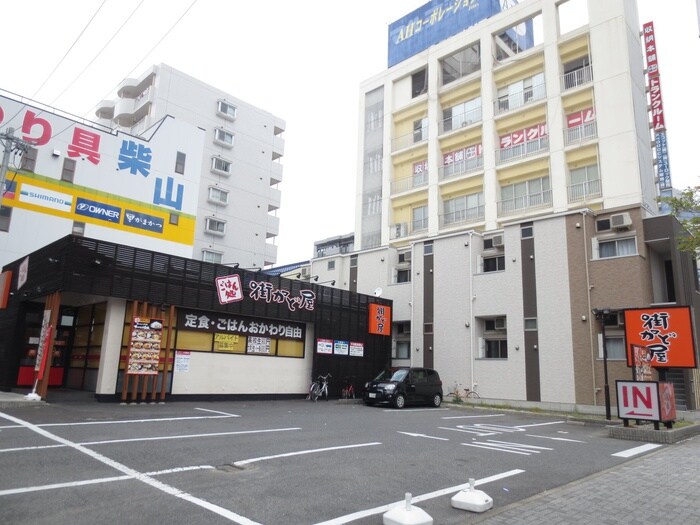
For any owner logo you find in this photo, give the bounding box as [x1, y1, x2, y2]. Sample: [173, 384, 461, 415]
[75, 198, 121, 223]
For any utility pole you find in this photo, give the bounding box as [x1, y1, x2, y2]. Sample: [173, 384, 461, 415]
[1, 127, 30, 197]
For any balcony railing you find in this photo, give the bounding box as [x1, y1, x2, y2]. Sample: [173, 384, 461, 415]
[439, 206, 485, 227]
[439, 155, 483, 181]
[392, 124, 429, 152]
[564, 121, 597, 146]
[439, 107, 482, 134]
[498, 190, 552, 216]
[561, 65, 593, 91]
[391, 172, 429, 194]
[568, 179, 602, 202]
[494, 83, 546, 115]
[496, 136, 549, 165]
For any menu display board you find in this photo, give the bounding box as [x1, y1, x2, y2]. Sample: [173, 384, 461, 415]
[126, 317, 163, 375]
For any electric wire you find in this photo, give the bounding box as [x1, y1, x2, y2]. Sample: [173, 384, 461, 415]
[31, 0, 108, 100]
[49, 0, 146, 107]
[86, 0, 199, 119]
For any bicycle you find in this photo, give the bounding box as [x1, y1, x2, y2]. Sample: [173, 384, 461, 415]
[308, 373, 331, 401]
[445, 383, 480, 403]
[341, 377, 355, 399]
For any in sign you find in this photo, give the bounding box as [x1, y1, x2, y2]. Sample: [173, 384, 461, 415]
[616, 381, 660, 421]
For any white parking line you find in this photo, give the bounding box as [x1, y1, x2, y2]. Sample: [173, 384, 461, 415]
[233, 442, 382, 467]
[442, 414, 505, 420]
[195, 408, 241, 417]
[0, 414, 238, 430]
[0, 465, 215, 496]
[0, 411, 261, 524]
[313, 469, 525, 525]
[612, 443, 662, 458]
[0, 427, 301, 453]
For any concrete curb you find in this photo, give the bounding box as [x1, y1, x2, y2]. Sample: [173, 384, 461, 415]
[608, 422, 700, 444]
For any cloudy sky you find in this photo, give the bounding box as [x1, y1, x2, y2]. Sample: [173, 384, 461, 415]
[2, 0, 699, 265]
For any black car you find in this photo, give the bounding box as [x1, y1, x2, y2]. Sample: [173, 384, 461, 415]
[363, 367, 443, 408]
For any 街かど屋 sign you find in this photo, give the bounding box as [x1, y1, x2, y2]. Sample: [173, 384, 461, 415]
[623, 307, 696, 368]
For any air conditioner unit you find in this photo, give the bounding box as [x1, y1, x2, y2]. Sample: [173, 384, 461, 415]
[300, 267, 310, 278]
[494, 318, 507, 330]
[610, 212, 632, 230]
[491, 235, 504, 247]
[394, 223, 408, 238]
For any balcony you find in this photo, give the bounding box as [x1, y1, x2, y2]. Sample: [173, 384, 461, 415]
[568, 179, 602, 202]
[391, 172, 428, 195]
[494, 83, 546, 115]
[392, 124, 428, 152]
[439, 206, 485, 227]
[564, 121, 597, 146]
[498, 190, 552, 216]
[439, 155, 483, 181]
[439, 107, 482, 135]
[496, 136, 548, 165]
[561, 65, 593, 91]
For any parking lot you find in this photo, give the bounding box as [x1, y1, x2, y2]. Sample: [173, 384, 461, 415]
[0, 397, 662, 524]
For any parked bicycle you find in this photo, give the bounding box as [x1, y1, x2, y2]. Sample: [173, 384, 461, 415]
[341, 377, 355, 399]
[445, 383, 480, 403]
[308, 373, 332, 401]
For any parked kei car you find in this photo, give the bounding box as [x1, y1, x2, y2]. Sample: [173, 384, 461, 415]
[363, 367, 443, 409]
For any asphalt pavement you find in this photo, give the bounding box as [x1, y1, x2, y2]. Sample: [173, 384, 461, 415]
[2, 389, 699, 525]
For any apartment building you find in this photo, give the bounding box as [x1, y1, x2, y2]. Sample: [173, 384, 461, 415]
[302, 0, 700, 410]
[95, 64, 285, 269]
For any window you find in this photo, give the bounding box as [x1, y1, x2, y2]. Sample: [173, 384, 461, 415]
[397, 268, 411, 283]
[350, 255, 358, 268]
[494, 12, 542, 61]
[598, 237, 636, 259]
[500, 176, 551, 213]
[496, 73, 545, 113]
[207, 187, 229, 204]
[211, 156, 232, 175]
[214, 128, 234, 147]
[485, 339, 508, 359]
[442, 97, 481, 132]
[569, 164, 600, 200]
[483, 255, 505, 273]
[327, 260, 335, 270]
[443, 192, 484, 225]
[0, 205, 11, 232]
[411, 69, 427, 98]
[524, 318, 537, 331]
[413, 117, 428, 143]
[175, 152, 186, 174]
[205, 217, 226, 235]
[21, 147, 38, 172]
[521, 223, 533, 238]
[596, 218, 611, 232]
[600, 336, 626, 360]
[412, 206, 428, 232]
[394, 341, 410, 359]
[424, 242, 433, 255]
[202, 250, 223, 264]
[61, 158, 76, 182]
[441, 43, 481, 85]
[217, 100, 237, 120]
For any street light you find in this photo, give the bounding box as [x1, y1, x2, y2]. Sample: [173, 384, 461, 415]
[592, 307, 613, 420]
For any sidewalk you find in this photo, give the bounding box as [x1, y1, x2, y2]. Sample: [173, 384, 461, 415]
[466, 433, 700, 524]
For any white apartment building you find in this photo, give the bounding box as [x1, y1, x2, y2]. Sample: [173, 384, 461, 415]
[95, 64, 285, 269]
[304, 0, 699, 411]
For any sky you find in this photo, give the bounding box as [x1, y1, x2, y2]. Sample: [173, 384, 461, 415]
[1, 0, 699, 266]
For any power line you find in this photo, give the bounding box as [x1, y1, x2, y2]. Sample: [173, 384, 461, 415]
[49, 0, 146, 107]
[31, 0, 108, 100]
